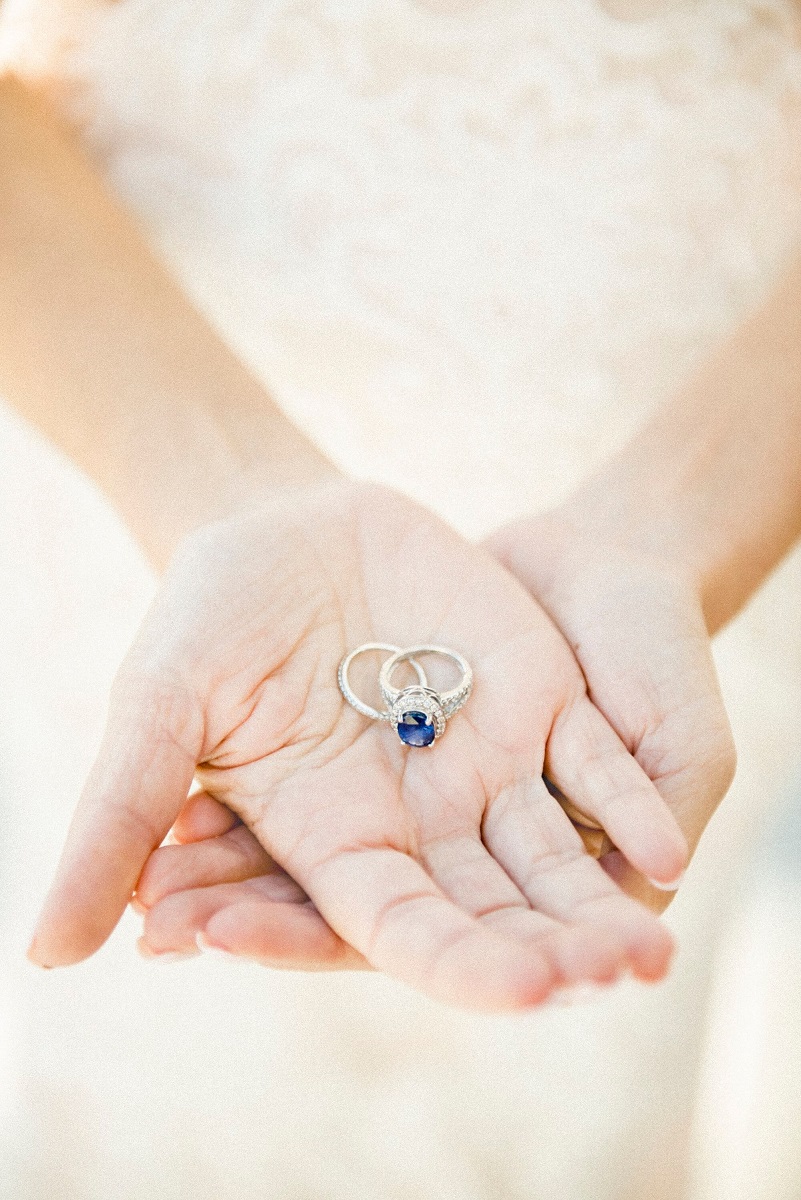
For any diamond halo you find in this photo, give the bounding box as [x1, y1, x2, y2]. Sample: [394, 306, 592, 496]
[387, 686, 446, 745]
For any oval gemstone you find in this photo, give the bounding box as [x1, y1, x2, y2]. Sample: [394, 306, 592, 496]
[397, 710, 436, 747]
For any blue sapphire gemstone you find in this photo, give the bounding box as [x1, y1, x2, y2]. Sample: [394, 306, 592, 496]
[397, 710, 435, 747]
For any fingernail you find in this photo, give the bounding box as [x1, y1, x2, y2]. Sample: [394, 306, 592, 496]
[136, 936, 200, 962]
[26, 952, 53, 969]
[26, 937, 54, 969]
[195, 931, 231, 958]
[647, 870, 685, 893]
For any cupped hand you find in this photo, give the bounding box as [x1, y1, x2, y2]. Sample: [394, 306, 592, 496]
[481, 511, 737, 913]
[29, 478, 687, 1010]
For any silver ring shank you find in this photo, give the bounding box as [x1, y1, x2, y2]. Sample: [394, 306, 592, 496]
[338, 643, 429, 721]
[379, 644, 473, 719]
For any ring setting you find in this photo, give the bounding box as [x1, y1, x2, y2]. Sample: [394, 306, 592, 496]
[337, 642, 472, 746]
[386, 687, 445, 746]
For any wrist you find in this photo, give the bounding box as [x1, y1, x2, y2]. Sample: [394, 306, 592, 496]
[488, 500, 703, 633]
[0, 74, 344, 574]
[552, 471, 707, 605]
[117, 395, 344, 573]
[555, 258, 801, 634]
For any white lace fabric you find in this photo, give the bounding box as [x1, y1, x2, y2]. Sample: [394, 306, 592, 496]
[3, 0, 801, 531]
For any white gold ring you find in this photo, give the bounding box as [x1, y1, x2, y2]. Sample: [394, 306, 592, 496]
[378, 644, 473, 747]
[337, 643, 429, 723]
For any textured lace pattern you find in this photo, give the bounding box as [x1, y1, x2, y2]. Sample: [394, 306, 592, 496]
[3, 0, 801, 534]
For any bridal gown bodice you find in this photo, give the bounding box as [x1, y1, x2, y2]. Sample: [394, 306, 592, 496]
[1, 2, 801, 1198]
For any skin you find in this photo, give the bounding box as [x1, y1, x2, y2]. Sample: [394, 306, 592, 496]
[2, 77, 686, 1008]
[3, 71, 800, 1003]
[134, 505, 735, 965]
[139, 516, 729, 966]
[136, 252, 801, 966]
[25, 475, 686, 1008]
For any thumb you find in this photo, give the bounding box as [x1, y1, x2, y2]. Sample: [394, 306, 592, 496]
[599, 709, 737, 914]
[27, 668, 204, 967]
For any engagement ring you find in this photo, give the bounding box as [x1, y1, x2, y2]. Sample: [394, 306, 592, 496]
[379, 644, 473, 747]
[337, 642, 473, 746]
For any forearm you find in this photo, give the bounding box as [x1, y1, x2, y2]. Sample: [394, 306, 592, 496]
[0, 74, 339, 571]
[557, 256, 801, 633]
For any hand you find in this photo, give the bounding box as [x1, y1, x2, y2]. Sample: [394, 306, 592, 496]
[480, 510, 737, 912]
[28, 478, 687, 1010]
[133, 789, 369, 970]
[133, 502, 722, 961]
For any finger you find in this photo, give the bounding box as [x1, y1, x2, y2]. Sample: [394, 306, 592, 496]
[482, 773, 675, 982]
[420, 829, 531, 916]
[141, 874, 363, 968]
[544, 780, 615, 858]
[482, 907, 625, 985]
[27, 672, 204, 968]
[599, 848, 679, 915]
[546, 697, 689, 889]
[289, 843, 558, 1011]
[139, 874, 366, 970]
[133, 822, 281, 911]
[602, 706, 737, 912]
[203, 899, 370, 972]
[420, 830, 623, 986]
[170, 790, 241, 844]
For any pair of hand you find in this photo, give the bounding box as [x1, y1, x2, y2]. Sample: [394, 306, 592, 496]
[27, 477, 736, 1011]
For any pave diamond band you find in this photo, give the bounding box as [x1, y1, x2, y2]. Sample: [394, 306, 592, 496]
[337, 642, 473, 746]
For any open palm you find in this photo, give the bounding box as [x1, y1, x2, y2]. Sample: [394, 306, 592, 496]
[30, 478, 686, 1010]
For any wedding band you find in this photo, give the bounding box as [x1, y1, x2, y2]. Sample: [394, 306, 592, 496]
[379, 644, 473, 747]
[337, 643, 429, 722]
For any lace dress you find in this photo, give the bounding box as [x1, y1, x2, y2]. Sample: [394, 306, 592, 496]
[1, 1, 800, 1197]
